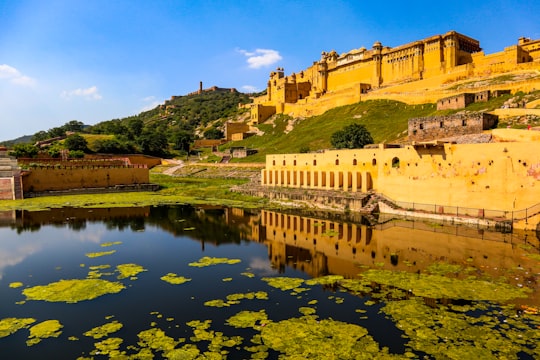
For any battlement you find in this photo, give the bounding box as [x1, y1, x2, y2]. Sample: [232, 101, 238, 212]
[252, 31, 540, 123]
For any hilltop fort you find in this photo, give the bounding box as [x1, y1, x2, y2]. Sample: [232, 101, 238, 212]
[250, 30, 540, 123]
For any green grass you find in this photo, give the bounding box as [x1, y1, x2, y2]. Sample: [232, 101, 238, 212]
[0, 173, 266, 212]
[223, 100, 437, 162]
[221, 91, 540, 162]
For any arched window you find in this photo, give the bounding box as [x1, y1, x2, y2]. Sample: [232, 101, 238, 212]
[372, 158, 377, 166]
[353, 159, 357, 165]
[392, 157, 400, 168]
[335, 159, 339, 165]
[313, 159, 317, 166]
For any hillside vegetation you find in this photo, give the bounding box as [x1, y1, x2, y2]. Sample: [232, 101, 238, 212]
[224, 100, 436, 162]
[5, 78, 540, 163]
[223, 90, 540, 162]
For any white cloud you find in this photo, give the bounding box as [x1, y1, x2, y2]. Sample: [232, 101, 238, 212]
[238, 48, 282, 69]
[241, 85, 260, 93]
[0, 64, 36, 87]
[61, 85, 102, 100]
[139, 96, 162, 112]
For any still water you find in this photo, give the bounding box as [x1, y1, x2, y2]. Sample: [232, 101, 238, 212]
[0, 205, 539, 359]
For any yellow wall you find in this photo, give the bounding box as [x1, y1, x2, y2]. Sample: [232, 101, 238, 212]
[261, 130, 540, 213]
[252, 31, 540, 123]
[23, 167, 149, 192]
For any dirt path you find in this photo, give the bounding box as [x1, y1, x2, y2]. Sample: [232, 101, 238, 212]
[162, 159, 185, 176]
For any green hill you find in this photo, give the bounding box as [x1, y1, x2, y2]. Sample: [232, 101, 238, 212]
[5, 81, 540, 163]
[223, 90, 540, 162]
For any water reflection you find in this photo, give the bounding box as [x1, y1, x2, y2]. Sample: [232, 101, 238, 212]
[2, 206, 539, 302]
[0, 205, 539, 359]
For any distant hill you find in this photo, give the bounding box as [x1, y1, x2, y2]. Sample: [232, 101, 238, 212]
[89, 88, 253, 134]
[0, 135, 34, 147]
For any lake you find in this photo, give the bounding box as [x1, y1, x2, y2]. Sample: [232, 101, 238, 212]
[0, 205, 539, 359]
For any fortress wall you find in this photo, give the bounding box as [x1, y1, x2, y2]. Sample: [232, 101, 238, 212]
[23, 167, 150, 193]
[225, 122, 250, 140]
[327, 61, 372, 92]
[408, 113, 495, 141]
[253, 32, 540, 121]
[262, 138, 540, 212]
[0, 178, 14, 200]
[282, 85, 363, 118]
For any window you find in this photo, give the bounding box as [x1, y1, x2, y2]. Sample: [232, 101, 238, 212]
[462, 119, 467, 126]
[353, 159, 357, 165]
[440, 121, 444, 128]
[391, 157, 400, 168]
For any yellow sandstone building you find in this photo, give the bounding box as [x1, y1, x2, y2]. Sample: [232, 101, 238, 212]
[250, 31, 540, 123]
[252, 30, 540, 230]
[261, 129, 540, 230]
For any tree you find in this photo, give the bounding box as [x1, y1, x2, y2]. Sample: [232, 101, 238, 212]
[93, 138, 133, 154]
[32, 130, 50, 143]
[139, 129, 169, 156]
[64, 134, 89, 152]
[171, 130, 193, 153]
[203, 128, 223, 140]
[330, 123, 374, 149]
[127, 118, 144, 140]
[63, 120, 85, 132]
[9, 143, 39, 158]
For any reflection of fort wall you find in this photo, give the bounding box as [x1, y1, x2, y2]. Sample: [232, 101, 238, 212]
[0, 207, 150, 229]
[259, 210, 540, 289]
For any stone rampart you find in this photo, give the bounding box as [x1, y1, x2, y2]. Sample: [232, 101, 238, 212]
[260, 131, 540, 218]
[408, 113, 498, 142]
[23, 166, 149, 193]
[252, 30, 540, 123]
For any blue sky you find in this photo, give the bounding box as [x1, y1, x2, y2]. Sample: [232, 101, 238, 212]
[1, 0, 539, 141]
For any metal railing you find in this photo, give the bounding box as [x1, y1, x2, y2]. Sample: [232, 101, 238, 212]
[379, 193, 540, 222]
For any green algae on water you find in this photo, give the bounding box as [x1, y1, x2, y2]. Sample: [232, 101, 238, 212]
[188, 256, 241, 267]
[137, 328, 183, 352]
[260, 316, 400, 359]
[23, 279, 125, 303]
[8, 282, 23, 288]
[261, 276, 305, 291]
[83, 320, 123, 339]
[305, 275, 344, 286]
[101, 241, 122, 247]
[27, 320, 63, 346]
[85, 250, 116, 258]
[382, 298, 540, 359]
[0, 317, 36, 338]
[90, 337, 125, 357]
[160, 273, 192, 285]
[116, 263, 147, 280]
[205, 292, 269, 308]
[361, 269, 530, 301]
[226, 310, 268, 329]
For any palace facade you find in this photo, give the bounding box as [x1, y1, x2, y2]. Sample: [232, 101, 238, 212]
[250, 31, 540, 123]
[260, 129, 540, 229]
